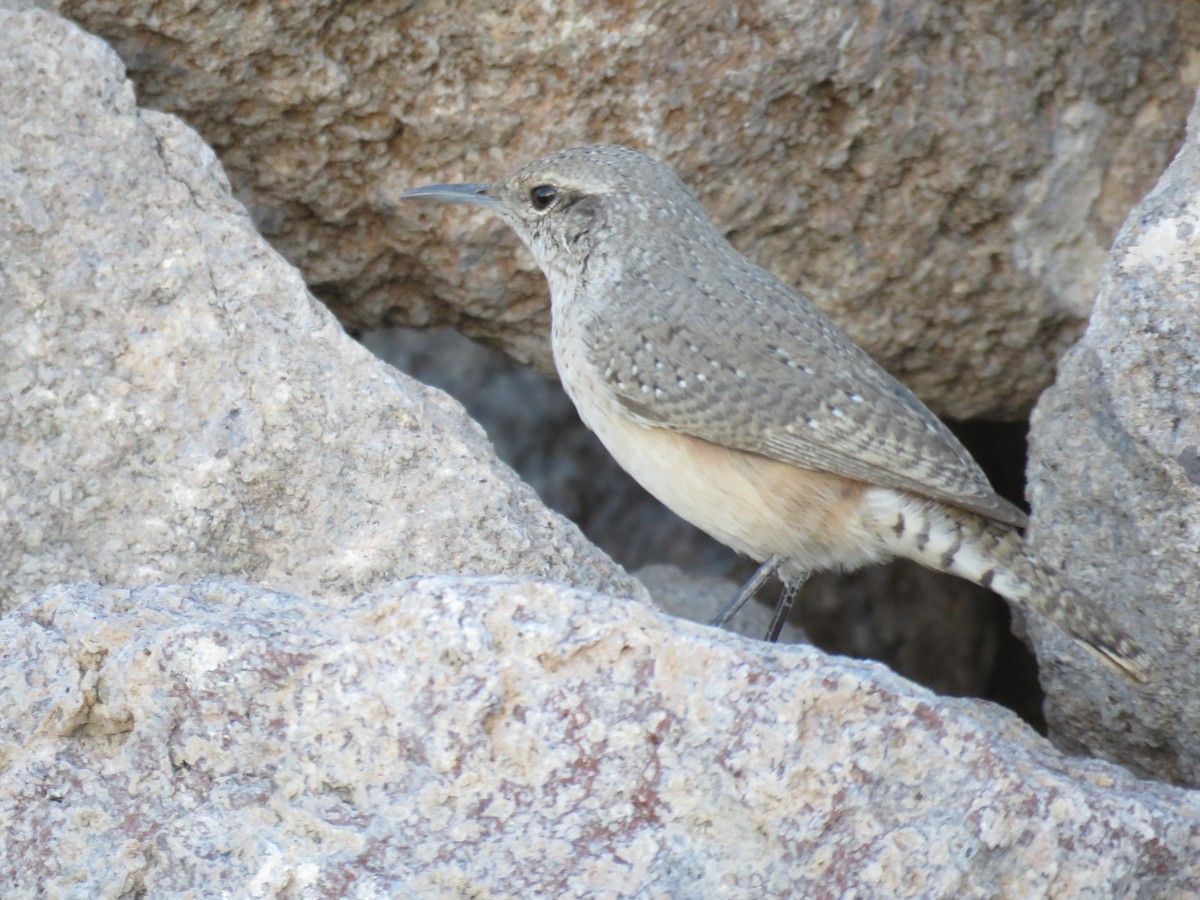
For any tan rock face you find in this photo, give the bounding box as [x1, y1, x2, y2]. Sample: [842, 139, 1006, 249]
[0, 6, 643, 614]
[56, 0, 1198, 418]
[1028, 88, 1200, 785]
[4, 579, 1200, 896]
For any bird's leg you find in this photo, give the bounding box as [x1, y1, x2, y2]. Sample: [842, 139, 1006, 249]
[764, 572, 808, 643]
[711, 555, 781, 629]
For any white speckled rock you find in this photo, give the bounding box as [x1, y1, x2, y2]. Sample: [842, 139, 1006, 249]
[1028, 84, 1200, 784]
[2, 579, 1198, 896]
[0, 6, 643, 614]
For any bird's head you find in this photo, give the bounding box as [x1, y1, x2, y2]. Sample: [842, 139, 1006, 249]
[400, 145, 718, 284]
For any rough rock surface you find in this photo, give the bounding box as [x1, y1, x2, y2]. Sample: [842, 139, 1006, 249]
[0, 7, 644, 615]
[0, 1, 999, 701]
[1028, 88, 1200, 785]
[4, 579, 1200, 897]
[3, 10, 1200, 893]
[55, 0, 1200, 418]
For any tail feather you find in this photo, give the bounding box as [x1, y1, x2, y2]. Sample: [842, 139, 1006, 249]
[869, 490, 1151, 684]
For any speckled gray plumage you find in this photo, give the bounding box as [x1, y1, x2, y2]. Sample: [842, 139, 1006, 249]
[584, 252, 1027, 527]
[496, 145, 1026, 527]
[402, 144, 1148, 682]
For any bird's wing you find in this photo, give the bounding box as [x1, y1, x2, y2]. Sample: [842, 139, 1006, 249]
[582, 258, 1028, 529]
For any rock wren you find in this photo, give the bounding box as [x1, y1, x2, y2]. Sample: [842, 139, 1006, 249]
[400, 144, 1149, 683]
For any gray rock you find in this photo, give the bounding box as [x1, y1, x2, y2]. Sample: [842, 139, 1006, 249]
[3, 579, 1199, 897]
[0, 7, 644, 614]
[1028, 86, 1200, 783]
[0, 2, 993, 701]
[2, 11, 1198, 891]
[52, 0, 1200, 419]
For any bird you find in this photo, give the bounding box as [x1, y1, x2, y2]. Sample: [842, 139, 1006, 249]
[398, 143, 1149, 684]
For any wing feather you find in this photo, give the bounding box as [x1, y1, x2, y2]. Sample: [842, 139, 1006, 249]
[583, 258, 1027, 529]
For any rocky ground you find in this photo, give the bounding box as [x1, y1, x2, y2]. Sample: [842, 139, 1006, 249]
[3, 2, 1200, 895]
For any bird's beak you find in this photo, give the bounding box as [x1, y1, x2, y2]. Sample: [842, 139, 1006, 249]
[399, 182, 503, 211]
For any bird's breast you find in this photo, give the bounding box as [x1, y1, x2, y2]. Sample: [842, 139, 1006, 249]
[550, 332, 887, 574]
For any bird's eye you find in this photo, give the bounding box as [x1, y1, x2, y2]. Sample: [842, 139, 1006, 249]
[530, 184, 558, 211]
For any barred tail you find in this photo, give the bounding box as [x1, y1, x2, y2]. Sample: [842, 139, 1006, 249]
[867, 490, 1151, 684]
